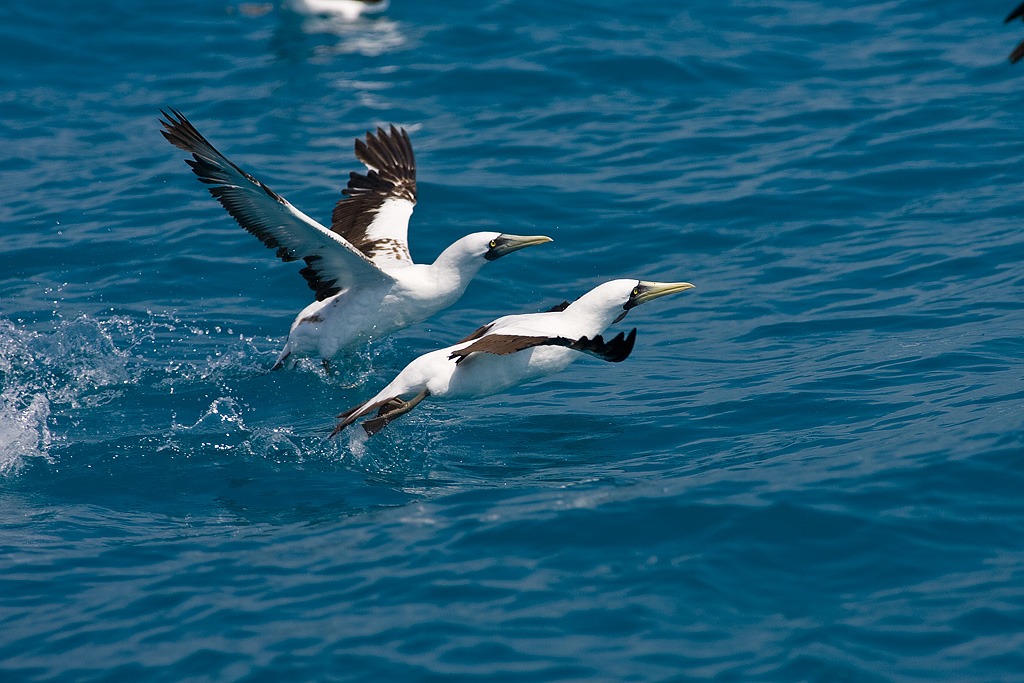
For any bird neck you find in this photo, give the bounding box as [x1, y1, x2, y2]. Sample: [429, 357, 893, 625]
[563, 297, 622, 337]
[429, 240, 487, 290]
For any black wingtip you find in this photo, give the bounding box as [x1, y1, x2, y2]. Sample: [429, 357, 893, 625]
[1011, 40, 1024, 64]
[622, 328, 638, 361]
[569, 328, 637, 363]
[352, 124, 416, 181]
[159, 107, 212, 157]
[158, 107, 188, 133]
[604, 328, 637, 363]
[1007, 1, 1024, 23]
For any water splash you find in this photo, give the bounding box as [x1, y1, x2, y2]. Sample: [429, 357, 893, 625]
[0, 391, 52, 475]
[0, 309, 424, 476]
[0, 316, 135, 474]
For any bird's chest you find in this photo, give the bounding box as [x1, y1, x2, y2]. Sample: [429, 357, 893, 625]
[302, 288, 407, 339]
[383, 277, 460, 324]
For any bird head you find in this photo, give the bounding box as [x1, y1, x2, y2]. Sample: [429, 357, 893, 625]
[478, 232, 553, 261]
[433, 232, 553, 289]
[571, 278, 695, 325]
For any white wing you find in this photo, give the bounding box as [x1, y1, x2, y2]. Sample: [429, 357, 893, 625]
[161, 109, 393, 300]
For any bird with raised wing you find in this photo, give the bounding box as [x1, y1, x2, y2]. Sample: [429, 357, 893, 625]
[160, 110, 551, 370]
[331, 279, 695, 436]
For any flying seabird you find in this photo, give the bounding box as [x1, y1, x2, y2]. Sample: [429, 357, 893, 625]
[159, 109, 552, 370]
[331, 279, 695, 436]
[286, 0, 389, 20]
[1006, 2, 1024, 63]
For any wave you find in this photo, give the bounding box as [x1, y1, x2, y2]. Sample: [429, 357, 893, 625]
[0, 316, 135, 475]
[0, 313, 352, 477]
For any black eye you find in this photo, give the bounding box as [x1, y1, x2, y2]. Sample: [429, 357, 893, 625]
[489, 240, 497, 248]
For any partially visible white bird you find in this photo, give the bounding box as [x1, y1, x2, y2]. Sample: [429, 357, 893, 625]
[160, 109, 551, 370]
[331, 279, 695, 436]
[286, 0, 389, 20]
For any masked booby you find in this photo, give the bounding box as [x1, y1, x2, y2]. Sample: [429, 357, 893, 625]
[286, 0, 388, 20]
[331, 279, 695, 436]
[160, 109, 552, 370]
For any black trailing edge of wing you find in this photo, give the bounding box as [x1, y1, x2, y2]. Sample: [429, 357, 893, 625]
[159, 108, 299, 263]
[299, 254, 343, 301]
[569, 328, 637, 363]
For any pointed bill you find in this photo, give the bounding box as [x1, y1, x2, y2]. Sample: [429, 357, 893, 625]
[484, 234, 553, 261]
[630, 281, 695, 306]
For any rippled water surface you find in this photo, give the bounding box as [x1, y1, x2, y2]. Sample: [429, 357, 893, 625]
[3, 1, 1024, 681]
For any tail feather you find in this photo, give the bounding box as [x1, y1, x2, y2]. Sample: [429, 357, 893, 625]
[331, 395, 400, 437]
[272, 344, 293, 371]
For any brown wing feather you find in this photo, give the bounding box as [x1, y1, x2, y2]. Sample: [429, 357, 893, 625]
[455, 300, 569, 346]
[448, 329, 638, 364]
[331, 125, 416, 264]
[449, 334, 563, 364]
[455, 323, 495, 344]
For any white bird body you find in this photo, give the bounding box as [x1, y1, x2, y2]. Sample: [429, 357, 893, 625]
[333, 279, 696, 435]
[160, 110, 550, 369]
[286, 0, 389, 20]
[280, 234, 504, 360]
[378, 323, 579, 402]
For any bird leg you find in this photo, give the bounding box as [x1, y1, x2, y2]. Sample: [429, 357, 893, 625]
[362, 389, 430, 436]
[375, 398, 405, 415]
[322, 358, 332, 374]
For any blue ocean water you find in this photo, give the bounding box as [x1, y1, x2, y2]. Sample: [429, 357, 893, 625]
[2, 0, 1024, 680]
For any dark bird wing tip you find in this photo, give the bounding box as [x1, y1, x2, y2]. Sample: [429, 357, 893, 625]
[570, 327, 637, 363]
[161, 109, 386, 296]
[1010, 40, 1024, 63]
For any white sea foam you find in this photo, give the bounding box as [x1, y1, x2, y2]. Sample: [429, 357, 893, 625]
[0, 310, 396, 472]
[0, 390, 53, 475]
[0, 315, 139, 473]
